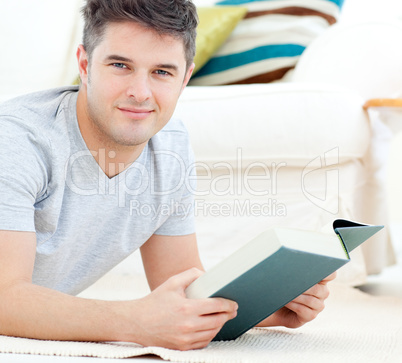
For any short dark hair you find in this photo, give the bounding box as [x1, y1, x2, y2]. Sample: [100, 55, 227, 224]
[81, 0, 198, 69]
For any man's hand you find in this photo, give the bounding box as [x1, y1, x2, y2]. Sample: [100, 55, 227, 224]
[258, 272, 337, 329]
[126, 268, 238, 351]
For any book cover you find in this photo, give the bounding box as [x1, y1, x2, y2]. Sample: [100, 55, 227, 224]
[185, 219, 383, 341]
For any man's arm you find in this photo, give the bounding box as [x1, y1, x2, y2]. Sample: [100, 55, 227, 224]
[0, 231, 237, 350]
[140, 233, 203, 289]
[0, 230, 121, 341]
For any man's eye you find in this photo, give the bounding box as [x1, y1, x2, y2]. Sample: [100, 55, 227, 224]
[112, 63, 127, 69]
[155, 70, 170, 76]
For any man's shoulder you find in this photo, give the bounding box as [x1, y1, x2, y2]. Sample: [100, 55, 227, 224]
[150, 117, 191, 152]
[154, 117, 191, 142]
[148, 118, 194, 167]
[159, 117, 189, 135]
[0, 86, 79, 125]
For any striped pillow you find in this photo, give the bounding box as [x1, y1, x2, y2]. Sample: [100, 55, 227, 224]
[189, 0, 344, 85]
[193, 7, 248, 75]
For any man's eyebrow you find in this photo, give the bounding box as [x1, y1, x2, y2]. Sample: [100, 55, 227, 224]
[155, 64, 179, 72]
[104, 55, 133, 63]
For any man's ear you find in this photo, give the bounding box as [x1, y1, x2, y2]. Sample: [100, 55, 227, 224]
[181, 62, 195, 94]
[76, 44, 89, 87]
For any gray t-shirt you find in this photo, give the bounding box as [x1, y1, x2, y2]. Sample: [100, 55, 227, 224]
[0, 86, 196, 295]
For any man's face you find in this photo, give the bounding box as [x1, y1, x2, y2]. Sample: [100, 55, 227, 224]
[77, 21, 194, 150]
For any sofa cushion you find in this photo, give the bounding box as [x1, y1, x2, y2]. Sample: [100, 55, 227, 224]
[174, 83, 369, 166]
[190, 0, 344, 85]
[193, 6, 248, 74]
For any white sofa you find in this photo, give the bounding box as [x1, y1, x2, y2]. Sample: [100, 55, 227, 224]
[1, 1, 402, 289]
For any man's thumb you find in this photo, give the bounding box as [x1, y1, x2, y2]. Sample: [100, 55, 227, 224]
[170, 267, 204, 291]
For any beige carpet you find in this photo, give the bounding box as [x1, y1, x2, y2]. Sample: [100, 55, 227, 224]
[0, 283, 401, 362]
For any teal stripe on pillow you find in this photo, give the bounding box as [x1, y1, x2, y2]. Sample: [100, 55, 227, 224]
[194, 44, 305, 78]
[216, 0, 345, 7]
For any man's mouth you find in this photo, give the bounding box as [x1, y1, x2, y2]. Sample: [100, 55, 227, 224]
[117, 107, 153, 120]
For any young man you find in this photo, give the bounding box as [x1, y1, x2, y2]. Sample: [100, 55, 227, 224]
[0, 0, 334, 351]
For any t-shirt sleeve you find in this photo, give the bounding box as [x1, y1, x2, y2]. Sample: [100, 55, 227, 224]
[0, 116, 49, 232]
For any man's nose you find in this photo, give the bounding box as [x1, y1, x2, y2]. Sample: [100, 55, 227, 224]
[126, 73, 152, 103]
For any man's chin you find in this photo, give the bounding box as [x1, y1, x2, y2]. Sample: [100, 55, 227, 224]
[111, 133, 151, 149]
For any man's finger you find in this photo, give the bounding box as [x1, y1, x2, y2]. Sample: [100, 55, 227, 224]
[194, 297, 238, 316]
[287, 293, 325, 312]
[302, 283, 330, 300]
[194, 310, 237, 332]
[321, 271, 337, 283]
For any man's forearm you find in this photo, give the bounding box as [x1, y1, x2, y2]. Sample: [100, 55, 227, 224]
[0, 281, 131, 342]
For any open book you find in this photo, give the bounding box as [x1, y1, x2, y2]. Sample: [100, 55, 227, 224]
[185, 220, 383, 341]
